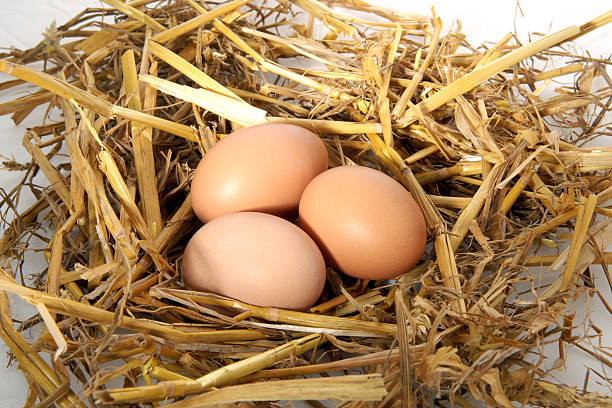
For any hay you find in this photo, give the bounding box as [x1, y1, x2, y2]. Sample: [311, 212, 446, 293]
[0, 0, 611, 406]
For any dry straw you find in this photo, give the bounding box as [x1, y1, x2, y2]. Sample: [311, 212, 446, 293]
[0, 0, 611, 407]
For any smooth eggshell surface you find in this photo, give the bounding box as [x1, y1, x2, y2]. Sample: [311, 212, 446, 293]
[298, 166, 427, 280]
[191, 123, 328, 223]
[182, 212, 326, 310]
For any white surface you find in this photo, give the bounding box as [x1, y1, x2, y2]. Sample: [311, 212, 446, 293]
[0, 1, 611, 406]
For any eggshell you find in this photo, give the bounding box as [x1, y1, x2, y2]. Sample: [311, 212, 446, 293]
[181, 212, 326, 310]
[298, 166, 427, 280]
[191, 123, 328, 223]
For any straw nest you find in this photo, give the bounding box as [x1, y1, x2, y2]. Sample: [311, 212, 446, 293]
[0, 0, 611, 407]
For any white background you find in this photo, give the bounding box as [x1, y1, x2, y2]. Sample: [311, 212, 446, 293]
[0, 1, 611, 407]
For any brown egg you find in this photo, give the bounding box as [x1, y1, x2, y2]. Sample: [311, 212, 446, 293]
[299, 166, 427, 280]
[181, 212, 326, 310]
[191, 123, 328, 223]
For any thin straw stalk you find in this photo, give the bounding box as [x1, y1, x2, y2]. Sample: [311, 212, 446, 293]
[539, 220, 612, 300]
[499, 165, 535, 215]
[267, 117, 382, 134]
[98, 195, 194, 294]
[560, 194, 597, 290]
[99, 0, 166, 31]
[378, 25, 403, 111]
[449, 164, 503, 252]
[124, 52, 163, 237]
[35, 303, 67, 362]
[528, 173, 558, 215]
[405, 145, 439, 164]
[151, 0, 250, 43]
[207, 16, 369, 111]
[22, 132, 71, 205]
[229, 87, 310, 116]
[58, 98, 139, 261]
[95, 333, 325, 404]
[74, 124, 135, 264]
[392, 16, 442, 119]
[75, 20, 144, 55]
[0, 197, 50, 256]
[98, 150, 153, 241]
[154, 289, 397, 335]
[475, 32, 514, 68]
[139, 74, 268, 127]
[398, 25, 581, 126]
[46, 207, 84, 298]
[396, 289, 414, 408]
[147, 40, 240, 99]
[434, 234, 466, 313]
[526, 252, 612, 266]
[166, 375, 387, 407]
[519, 63, 584, 83]
[514, 207, 579, 247]
[0, 60, 196, 141]
[0, 293, 86, 408]
[243, 346, 421, 383]
[112, 105, 196, 141]
[414, 161, 482, 185]
[0, 274, 267, 344]
[428, 195, 472, 209]
[568, 9, 612, 41]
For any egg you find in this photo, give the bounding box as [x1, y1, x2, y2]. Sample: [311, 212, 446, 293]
[191, 123, 328, 223]
[298, 166, 427, 280]
[181, 212, 326, 310]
